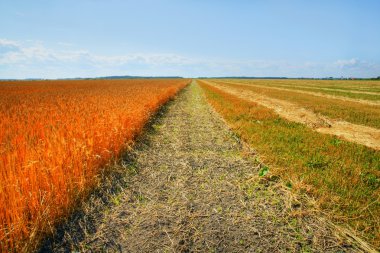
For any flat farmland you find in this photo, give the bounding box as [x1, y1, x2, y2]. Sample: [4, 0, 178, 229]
[1, 78, 379, 252]
[222, 79, 380, 100]
[199, 79, 380, 248]
[203, 79, 380, 147]
[0, 79, 188, 252]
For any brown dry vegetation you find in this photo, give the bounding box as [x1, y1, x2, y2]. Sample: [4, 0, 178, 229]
[223, 79, 380, 93]
[202, 80, 380, 150]
[265, 84, 380, 97]
[220, 80, 380, 106]
[220, 79, 380, 102]
[211, 80, 380, 129]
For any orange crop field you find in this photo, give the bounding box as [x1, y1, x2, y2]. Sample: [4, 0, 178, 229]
[0, 79, 188, 251]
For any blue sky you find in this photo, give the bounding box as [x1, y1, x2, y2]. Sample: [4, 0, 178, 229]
[1, 0, 380, 78]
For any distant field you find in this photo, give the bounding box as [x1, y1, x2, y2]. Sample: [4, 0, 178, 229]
[211, 79, 380, 128]
[199, 79, 380, 248]
[203, 79, 380, 152]
[223, 79, 380, 93]
[0, 79, 188, 252]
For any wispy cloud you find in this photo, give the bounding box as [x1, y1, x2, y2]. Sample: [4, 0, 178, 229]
[0, 39, 19, 47]
[334, 58, 360, 68]
[332, 58, 380, 77]
[0, 39, 20, 54]
[0, 39, 206, 78]
[1, 39, 379, 79]
[0, 39, 196, 67]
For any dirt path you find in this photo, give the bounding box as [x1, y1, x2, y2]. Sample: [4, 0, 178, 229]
[41, 82, 368, 252]
[217, 81, 380, 106]
[203, 80, 380, 150]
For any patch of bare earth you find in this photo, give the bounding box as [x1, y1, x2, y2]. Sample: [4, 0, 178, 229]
[204, 80, 380, 150]
[40, 82, 369, 252]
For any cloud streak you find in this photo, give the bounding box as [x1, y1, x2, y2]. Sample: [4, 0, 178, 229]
[0, 39, 195, 65]
[1, 39, 379, 79]
[335, 58, 359, 68]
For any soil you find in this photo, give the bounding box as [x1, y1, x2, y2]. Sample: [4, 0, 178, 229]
[205, 81, 380, 150]
[40, 82, 369, 252]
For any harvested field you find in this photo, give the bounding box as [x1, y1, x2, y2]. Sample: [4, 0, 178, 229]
[220, 80, 380, 106]
[207, 80, 380, 128]
[220, 79, 380, 101]
[41, 82, 371, 252]
[201, 80, 380, 150]
[199, 81, 380, 249]
[266, 85, 380, 99]
[222, 79, 380, 93]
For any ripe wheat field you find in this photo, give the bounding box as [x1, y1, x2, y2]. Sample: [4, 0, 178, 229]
[0, 79, 188, 252]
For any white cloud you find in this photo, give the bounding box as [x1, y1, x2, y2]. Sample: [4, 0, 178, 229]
[0, 39, 197, 67]
[1, 39, 379, 79]
[334, 58, 359, 68]
[330, 58, 380, 77]
[0, 39, 20, 54]
[0, 39, 19, 47]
